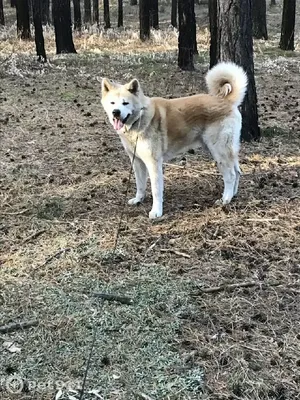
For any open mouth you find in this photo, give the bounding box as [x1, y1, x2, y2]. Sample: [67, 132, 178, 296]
[113, 114, 130, 131]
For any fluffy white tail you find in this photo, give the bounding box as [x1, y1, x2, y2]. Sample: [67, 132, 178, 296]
[205, 62, 248, 107]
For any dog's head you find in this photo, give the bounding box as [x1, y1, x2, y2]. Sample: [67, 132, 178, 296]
[101, 78, 144, 131]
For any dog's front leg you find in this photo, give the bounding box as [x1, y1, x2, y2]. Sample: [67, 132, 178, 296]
[128, 156, 148, 205]
[146, 158, 164, 219]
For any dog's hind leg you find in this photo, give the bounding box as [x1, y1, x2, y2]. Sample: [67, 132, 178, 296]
[128, 156, 148, 205]
[233, 159, 241, 197]
[204, 136, 236, 205]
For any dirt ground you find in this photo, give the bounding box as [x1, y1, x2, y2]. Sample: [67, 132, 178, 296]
[0, 1, 300, 400]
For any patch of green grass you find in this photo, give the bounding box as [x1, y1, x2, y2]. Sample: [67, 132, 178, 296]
[89, 264, 204, 399]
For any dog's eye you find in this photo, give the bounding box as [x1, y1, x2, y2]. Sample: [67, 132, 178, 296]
[110, 102, 115, 105]
[122, 102, 129, 106]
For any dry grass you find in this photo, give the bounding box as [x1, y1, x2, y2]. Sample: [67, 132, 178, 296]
[1, 1, 300, 400]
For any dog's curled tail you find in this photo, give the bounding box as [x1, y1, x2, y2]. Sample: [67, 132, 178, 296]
[205, 62, 248, 107]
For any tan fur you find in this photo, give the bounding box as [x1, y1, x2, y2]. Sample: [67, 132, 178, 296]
[101, 62, 248, 219]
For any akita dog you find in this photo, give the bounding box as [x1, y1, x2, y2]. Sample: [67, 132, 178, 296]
[101, 62, 248, 219]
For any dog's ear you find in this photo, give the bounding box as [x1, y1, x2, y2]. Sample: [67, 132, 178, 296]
[125, 79, 140, 95]
[102, 78, 114, 95]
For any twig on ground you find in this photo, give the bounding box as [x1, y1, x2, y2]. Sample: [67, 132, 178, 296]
[0, 209, 29, 216]
[22, 229, 46, 244]
[38, 248, 71, 269]
[160, 248, 191, 258]
[93, 292, 134, 305]
[0, 319, 39, 334]
[195, 280, 300, 294]
[246, 218, 279, 222]
[136, 393, 154, 400]
[0, 54, 13, 66]
[144, 236, 161, 257]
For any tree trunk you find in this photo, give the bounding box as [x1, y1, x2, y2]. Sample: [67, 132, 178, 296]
[139, 0, 150, 40]
[178, 0, 195, 70]
[150, 0, 159, 29]
[270, 0, 276, 5]
[130, 0, 137, 5]
[16, 0, 31, 39]
[209, 0, 217, 68]
[117, 0, 123, 27]
[0, 0, 4, 25]
[252, 0, 268, 39]
[52, 0, 77, 54]
[210, 0, 260, 141]
[103, 0, 110, 29]
[28, 0, 33, 24]
[171, 0, 177, 27]
[73, 0, 82, 30]
[279, 0, 296, 50]
[84, 0, 91, 24]
[33, 0, 47, 62]
[41, 0, 50, 24]
[191, 0, 198, 54]
[93, 0, 99, 25]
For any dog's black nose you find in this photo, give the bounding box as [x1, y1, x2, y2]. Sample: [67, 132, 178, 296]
[112, 109, 121, 118]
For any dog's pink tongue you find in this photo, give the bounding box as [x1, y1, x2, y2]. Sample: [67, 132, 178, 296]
[113, 119, 124, 131]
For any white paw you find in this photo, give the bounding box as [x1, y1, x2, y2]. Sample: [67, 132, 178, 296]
[128, 196, 144, 205]
[215, 198, 231, 206]
[149, 208, 163, 219]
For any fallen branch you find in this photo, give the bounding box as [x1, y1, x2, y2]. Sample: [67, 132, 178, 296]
[93, 292, 134, 305]
[0, 319, 39, 334]
[160, 248, 191, 258]
[195, 280, 300, 294]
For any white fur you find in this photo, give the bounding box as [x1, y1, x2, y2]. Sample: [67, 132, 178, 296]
[206, 62, 248, 106]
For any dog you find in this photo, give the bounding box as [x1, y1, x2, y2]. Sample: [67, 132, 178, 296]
[101, 62, 248, 219]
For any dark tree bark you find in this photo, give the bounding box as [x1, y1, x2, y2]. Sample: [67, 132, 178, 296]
[117, 0, 123, 27]
[103, 0, 110, 29]
[0, 0, 4, 25]
[52, 0, 76, 54]
[178, 0, 195, 70]
[149, 0, 159, 29]
[130, 0, 137, 5]
[171, 0, 177, 27]
[139, 0, 150, 40]
[252, 0, 268, 39]
[93, 0, 99, 25]
[11, 0, 16, 7]
[210, 0, 260, 141]
[279, 0, 296, 50]
[28, 0, 33, 24]
[209, 0, 217, 68]
[33, 0, 47, 62]
[191, 1, 198, 54]
[73, 0, 82, 30]
[16, 0, 31, 39]
[41, 0, 50, 24]
[84, 0, 91, 24]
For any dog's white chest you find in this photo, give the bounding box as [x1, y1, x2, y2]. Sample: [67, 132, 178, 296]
[119, 133, 154, 160]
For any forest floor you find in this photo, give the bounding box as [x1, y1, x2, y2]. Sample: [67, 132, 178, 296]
[0, 1, 300, 400]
